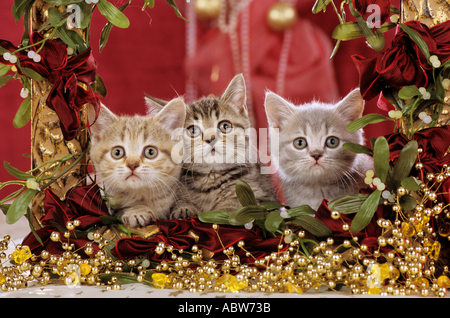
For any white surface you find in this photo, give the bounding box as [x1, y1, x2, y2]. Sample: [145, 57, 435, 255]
[0, 217, 443, 298]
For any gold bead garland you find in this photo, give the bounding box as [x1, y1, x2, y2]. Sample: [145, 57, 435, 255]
[2, 161, 450, 296]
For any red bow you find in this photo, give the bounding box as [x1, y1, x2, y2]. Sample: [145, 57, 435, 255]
[385, 126, 450, 177]
[22, 184, 109, 258]
[0, 32, 99, 140]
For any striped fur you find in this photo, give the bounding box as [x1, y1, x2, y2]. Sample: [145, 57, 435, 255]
[171, 74, 276, 219]
[89, 98, 186, 227]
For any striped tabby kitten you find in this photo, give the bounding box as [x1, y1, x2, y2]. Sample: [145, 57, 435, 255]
[89, 98, 186, 227]
[170, 74, 276, 219]
[264, 88, 373, 210]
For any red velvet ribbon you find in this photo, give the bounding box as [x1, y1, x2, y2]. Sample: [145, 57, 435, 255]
[112, 218, 287, 262]
[385, 126, 450, 177]
[22, 184, 109, 258]
[0, 32, 99, 140]
[352, 20, 450, 102]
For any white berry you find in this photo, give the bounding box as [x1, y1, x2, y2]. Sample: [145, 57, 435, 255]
[27, 51, 36, 59]
[33, 54, 41, 63]
[3, 52, 11, 61]
[20, 88, 29, 98]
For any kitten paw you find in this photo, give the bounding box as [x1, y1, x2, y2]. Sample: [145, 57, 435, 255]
[120, 205, 155, 227]
[170, 204, 200, 220]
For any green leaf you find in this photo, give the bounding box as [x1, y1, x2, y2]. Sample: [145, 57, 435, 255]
[228, 205, 266, 226]
[19, 67, 44, 81]
[99, 215, 120, 225]
[0, 64, 12, 77]
[347, 113, 393, 131]
[342, 142, 373, 156]
[198, 210, 231, 225]
[98, 0, 130, 28]
[291, 215, 332, 238]
[99, 1, 131, 52]
[165, 0, 188, 22]
[399, 23, 431, 61]
[287, 205, 316, 217]
[0, 204, 11, 216]
[78, 2, 93, 30]
[93, 73, 107, 97]
[43, 0, 83, 4]
[0, 75, 13, 89]
[235, 179, 257, 207]
[98, 272, 138, 285]
[13, 95, 31, 128]
[4, 161, 33, 179]
[6, 189, 39, 224]
[264, 211, 284, 233]
[143, 0, 155, 10]
[259, 201, 287, 211]
[12, 0, 36, 21]
[401, 176, 420, 191]
[48, 7, 63, 25]
[350, 190, 381, 233]
[373, 137, 389, 183]
[312, 0, 333, 14]
[400, 194, 417, 211]
[329, 39, 341, 59]
[391, 140, 418, 189]
[332, 22, 365, 41]
[390, 5, 400, 14]
[356, 15, 385, 51]
[398, 85, 420, 99]
[328, 193, 370, 214]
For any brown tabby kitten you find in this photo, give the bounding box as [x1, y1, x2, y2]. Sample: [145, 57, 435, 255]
[170, 74, 277, 219]
[89, 98, 186, 227]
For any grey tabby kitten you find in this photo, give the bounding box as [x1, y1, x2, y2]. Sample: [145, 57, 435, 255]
[146, 74, 277, 219]
[89, 98, 186, 227]
[264, 88, 373, 210]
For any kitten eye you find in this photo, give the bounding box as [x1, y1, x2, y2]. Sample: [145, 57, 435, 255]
[186, 125, 202, 138]
[325, 136, 340, 148]
[293, 138, 307, 150]
[218, 121, 233, 134]
[143, 146, 158, 159]
[111, 147, 125, 160]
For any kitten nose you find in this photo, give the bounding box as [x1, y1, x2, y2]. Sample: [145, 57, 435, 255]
[205, 135, 215, 144]
[127, 160, 140, 171]
[310, 151, 323, 161]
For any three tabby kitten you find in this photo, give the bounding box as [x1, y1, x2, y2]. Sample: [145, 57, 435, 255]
[89, 74, 371, 227]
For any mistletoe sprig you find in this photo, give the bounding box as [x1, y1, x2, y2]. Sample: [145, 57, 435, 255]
[199, 180, 333, 239]
[0, 146, 88, 225]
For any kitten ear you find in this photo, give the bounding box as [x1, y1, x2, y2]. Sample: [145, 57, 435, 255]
[144, 94, 167, 116]
[264, 91, 295, 130]
[89, 104, 118, 141]
[220, 73, 247, 114]
[154, 97, 186, 139]
[335, 88, 365, 121]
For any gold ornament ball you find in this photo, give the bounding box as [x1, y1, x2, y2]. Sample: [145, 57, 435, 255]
[266, 2, 297, 32]
[195, 0, 221, 20]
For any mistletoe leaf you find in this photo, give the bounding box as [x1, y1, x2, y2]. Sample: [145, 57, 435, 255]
[13, 95, 31, 128]
[347, 113, 393, 131]
[6, 189, 39, 224]
[350, 190, 381, 233]
[235, 179, 257, 207]
[98, 0, 130, 29]
[328, 193, 370, 214]
[228, 206, 266, 226]
[373, 136, 389, 183]
[198, 210, 231, 225]
[291, 215, 332, 238]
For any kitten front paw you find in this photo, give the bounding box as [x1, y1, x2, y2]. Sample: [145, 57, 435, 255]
[170, 203, 200, 220]
[120, 205, 155, 227]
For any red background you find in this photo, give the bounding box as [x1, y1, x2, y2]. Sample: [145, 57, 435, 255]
[0, 0, 397, 196]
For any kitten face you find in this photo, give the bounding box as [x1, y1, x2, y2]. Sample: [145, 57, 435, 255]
[89, 98, 186, 200]
[182, 74, 253, 172]
[265, 89, 365, 185]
